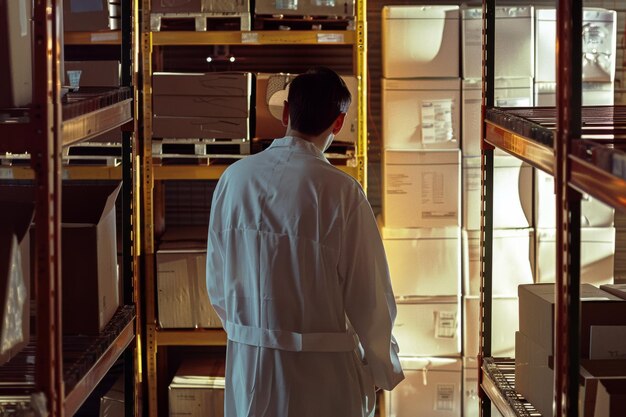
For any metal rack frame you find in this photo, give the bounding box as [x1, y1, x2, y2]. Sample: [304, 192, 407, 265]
[478, 1, 625, 417]
[139, 1, 367, 416]
[0, 1, 140, 416]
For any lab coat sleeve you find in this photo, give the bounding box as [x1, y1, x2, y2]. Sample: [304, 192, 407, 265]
[339, 199, 404, 391]
[206, 200, 227, 327]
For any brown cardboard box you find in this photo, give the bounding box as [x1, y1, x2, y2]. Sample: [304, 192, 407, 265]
[152, 116, 249, 140]
[99, 376, 124, 417]
[169, 354, 225, 417]
[0, 0, 33, 107]
[65, 61, 120, 87]
[579, 360, 626, 417]
[157, 228, 222, 329]
[153, 96, 249, 119]
[600, 284, 626, 300]
[64, 0, 115, 31]
[518, 283, 626, 357]
[0, 202, 34, 366]
[61, 183, 121, 334]
[153, 72, 251, 97]
[151, 0, 202, 13]
[515, 331, 554, 417]
[255, 0, 353, 17]
[594, 379, 626, 417]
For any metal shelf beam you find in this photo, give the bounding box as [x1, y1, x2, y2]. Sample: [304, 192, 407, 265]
[152, 30, 355, 46]
[64, 31, 122, 45]
[156, 329, 227, 346]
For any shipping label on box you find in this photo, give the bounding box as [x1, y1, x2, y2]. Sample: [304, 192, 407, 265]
[590, 326, 626, 360]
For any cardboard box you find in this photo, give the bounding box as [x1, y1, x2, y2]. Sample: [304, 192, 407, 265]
[534, 81, 615, 106]
[382, 6, 460, 78]
[462, 156, 532, 230]
[169, 355, 225, 417]
[152, 116, 249, 140]
[254, 73, 358, 143]
[394, 297, 460, 357]
[65, 61, 120, 87]
[99, 376, 124, 417]
[535, 169, 614, 228]
[462, 358, 503, 417]
[536, 228, 615, 286]
[589, 326, 626, 360]
[463, 296, 518, 358]
[383, 150, 460, 228]
[515, 331, 554, 417]
[462, 7, 534, 80]
[381, 226, 460, 297]
[579, 360, 626, 417]
[382, 78, 460, 150]
[0, 230, 29, 366]
[518, 284, 626, 358]
[64, 0, 117, 31]
[594, 379, 626, 417]
[463, 229, 534, 297]
[153, 72, 252, 97]
[255, 0, 352, 17]
[151, 0, 202, 13]
[157, 229, 221, 329]
[61, 184, 121, 334]
[600, 284, 626, 300]
[0, 0, 32, 107]
[385, 357, 461, 417]
[153, 95, 249, 119]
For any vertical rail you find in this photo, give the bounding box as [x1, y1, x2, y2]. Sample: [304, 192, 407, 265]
[555, 1, 582, 417]
[355, 0, 367, 191]
[478, 1, 495, 417]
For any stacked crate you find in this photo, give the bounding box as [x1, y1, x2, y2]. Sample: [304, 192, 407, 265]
[459, 7, 535, 417]
[381, 6, 463, 417]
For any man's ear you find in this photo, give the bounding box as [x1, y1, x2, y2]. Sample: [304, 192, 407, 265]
[282, 101, 289, 127]
[331, 113, 346, 135]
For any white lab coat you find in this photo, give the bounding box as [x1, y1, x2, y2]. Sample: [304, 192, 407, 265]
[207, 136, 404, 417]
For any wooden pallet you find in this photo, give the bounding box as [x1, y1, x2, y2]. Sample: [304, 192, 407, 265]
[253, 14, 353, 30]
[151, 12, 251, 31]
[153, 138, 251, 157]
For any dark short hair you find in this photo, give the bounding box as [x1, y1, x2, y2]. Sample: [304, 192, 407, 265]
[287, 67, 352, 136]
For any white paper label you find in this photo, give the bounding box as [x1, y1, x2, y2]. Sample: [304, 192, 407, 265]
[241, 32, 259, 43]
[386, 173, 411, 195]
[590, 326, 626, 359]
[496, 97, 531, 107]
[436, 384, 455, 411]
[435, 311, 457, 339]
[91, 32, 120, 42]
[421, 100, 454, 143]
[317, 33, 344, 43]
[19, 0, 28, 37]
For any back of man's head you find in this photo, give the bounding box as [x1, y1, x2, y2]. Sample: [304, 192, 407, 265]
[287, 67, 352, 136]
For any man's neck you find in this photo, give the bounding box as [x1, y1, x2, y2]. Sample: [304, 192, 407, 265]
[285, 128, 332, 153]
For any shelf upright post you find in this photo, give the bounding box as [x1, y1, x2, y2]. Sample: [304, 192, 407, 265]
[554, 1, 582, 417]
[478, 1, 495, 417]
[31, 1, 64, 416]
[355, 0, 367, 191]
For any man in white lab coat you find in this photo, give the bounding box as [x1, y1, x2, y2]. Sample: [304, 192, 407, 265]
[207, 67, 404, 417]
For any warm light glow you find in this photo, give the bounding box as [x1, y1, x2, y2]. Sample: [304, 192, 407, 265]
[229, 56, 236, 63]
[206, 57, 212, 63]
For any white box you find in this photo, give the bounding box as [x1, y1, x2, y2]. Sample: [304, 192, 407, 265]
[462, 156, 533, 230]
[463, 296, 519, 359]
[382, 227, 460, 297]
[534, 81, 614, 106]
[463, 229, 534, 297]
[535, 169, 614, 228]
[536, 227, 615, 286]
[463, 358, 503, 417]
[382, 6, 460, 79]
[169, 356, 225, 417]
[394, 297, 461, 357]
[383, 150, 460, 228]
[255, 0, 352, 17]
[386, 357, 462, 417]
[535, 8, 616, 83]
[462, 79, 533, 157]
[0, 0, 32, 107]
[462, 7, 534, 80]
[383, 78, 461, 150]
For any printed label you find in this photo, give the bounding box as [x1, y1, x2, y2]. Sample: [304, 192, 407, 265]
[436, 384, 455, 411]
[496, 97, 531, 107]
[241, 32, 259, 43]
[387, 173, 412, 195]
[421, 100, 454, 143]
[317, 33, 344, 43]
[91, 32, 120, 42]
[435, 311, 457, 339]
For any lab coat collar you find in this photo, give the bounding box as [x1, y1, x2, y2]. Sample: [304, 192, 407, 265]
[268, 136, 329, 163]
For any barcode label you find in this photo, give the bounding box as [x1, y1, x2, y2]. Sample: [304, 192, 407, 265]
[436, 384, 455, 411]
[435, 311, 457, 339]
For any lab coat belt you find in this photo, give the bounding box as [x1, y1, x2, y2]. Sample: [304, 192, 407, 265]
[225, 321, 357, 352]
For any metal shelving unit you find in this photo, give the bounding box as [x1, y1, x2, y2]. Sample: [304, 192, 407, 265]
[479, 2, 626, 417]
[140, 1, 367, 416]
[0, 1, 140, 416]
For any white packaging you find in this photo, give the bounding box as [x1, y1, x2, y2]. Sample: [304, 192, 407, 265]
[255, 0, 352, 17]
[463, 359, 504, 417]
[462, 78, 533, 157]
[383, 150, 460, 228]
[536, 228, 615, 286]
[462, 156, 533, 230]
[382, 227, 460, 297]
[535, 169, 614, 228]
[462, 229, 534, 297]
[463, 296, 519, 359]
[382, 5, 460, 78]
[462, 7, 534, 79]
[534, 81, 614, 106]
[386, 357, 462, 417]
[394, 297, 461, 357]
[535, 8, 616, 83]
[383, 78, 460, 150]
